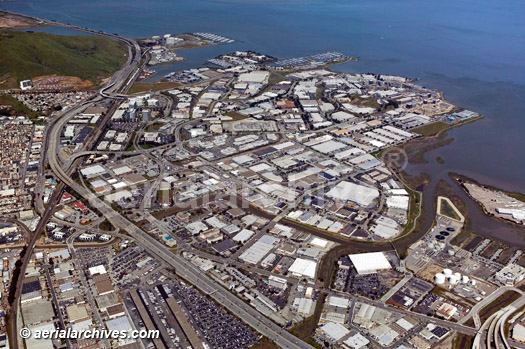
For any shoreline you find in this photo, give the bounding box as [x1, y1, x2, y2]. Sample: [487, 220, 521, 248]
[450, 172, 525, 229]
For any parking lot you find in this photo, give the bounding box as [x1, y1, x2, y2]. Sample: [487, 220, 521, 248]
[171, 281, 260, 348]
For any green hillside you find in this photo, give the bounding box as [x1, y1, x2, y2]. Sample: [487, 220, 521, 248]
[0, 30, 128, 88]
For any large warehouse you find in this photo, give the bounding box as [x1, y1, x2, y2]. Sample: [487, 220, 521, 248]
[349, 252, 392, 274]
[326, 181, 379, 207]
[288, 258, 317, 280]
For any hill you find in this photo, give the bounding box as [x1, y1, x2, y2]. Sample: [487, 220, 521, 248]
[0, 30, 128, 89]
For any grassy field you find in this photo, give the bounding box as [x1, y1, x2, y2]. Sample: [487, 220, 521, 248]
[478, 290, 521, 323]
[128, 81, 180, 94]
[139, 143, 157, 149]
[224, 111, 249, 120]
[412, 121, 450, 136]
[405, 133, 454, 164]
[0, 30, 127, 89]
[451, 333, 474, 349]
[440, 198, 461, 221]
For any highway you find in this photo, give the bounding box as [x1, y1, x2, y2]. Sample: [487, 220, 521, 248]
[6, 10, 144, 348]
[48, 130, 313, 349]
[18, 18, 313, 346]
[460, 286, 525, 326]
[5, 9, 518, 349]
[471, 293, 525, 349]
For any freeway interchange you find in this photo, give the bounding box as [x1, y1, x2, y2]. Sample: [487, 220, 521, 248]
[6, 10, 525, 349]
[7, 15, 312, 349]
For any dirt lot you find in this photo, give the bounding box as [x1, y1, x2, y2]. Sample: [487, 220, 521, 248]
[0, 12, 40, 29]
[32, 75, 93, 90]
[416, 262, 445, 283]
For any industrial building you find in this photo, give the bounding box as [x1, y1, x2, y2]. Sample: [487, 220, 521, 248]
[268, 275, 288, 290]
[343, 333, 370, 349]
[326, 181, 379, 207]
[495, 264, 525, 285]
[348, 252, 392, 275]
[288, 258, 317, 280]
[320, 322, 350, 341]
[239, 235, 279, 265]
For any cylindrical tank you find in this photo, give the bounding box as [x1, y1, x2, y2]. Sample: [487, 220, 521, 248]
[434, 273, 446, 285]
[462, 275, 469, 284]
[470, 279, 477, 286]
[448, 249, 455, 256]
[443, 268, 452, 277]
[449, 275, 459, 285]
[454, 272, 462, 280]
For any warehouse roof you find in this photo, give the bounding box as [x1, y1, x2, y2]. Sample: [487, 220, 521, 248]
[288, 258, 317, 279]
[88, 265, 107, 276]
[238, 71, 270, 83]
[239, 235, 279, 265]
[311, 140, 347, 154]
[80, 164, 106, 177]
[349, 252, 392, 275]
[386, 196, 409, 210]
[66, 304, 89, 322]
[326, 181, 379, 207]
[343, 333, 370, 349]
[328, 295, 351, 308]
[233, 229, 255, 243]
[106, 316, 133, 332]
[321, 322, 350, 341]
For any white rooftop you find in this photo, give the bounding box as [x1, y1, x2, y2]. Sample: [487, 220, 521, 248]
[326, 181, 379, 207]
[310, 237, 328, 249]
[88, 264, 107, 276]
[343, 333, 370, 349]
[288, 258, 317, 279]
[349, 252, 392, 275]
[80, 164, 106, 177]
[321, 322, 350, 341]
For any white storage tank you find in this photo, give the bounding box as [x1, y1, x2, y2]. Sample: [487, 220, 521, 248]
[449, 275, 459, 285]
[454, 272, 462, 280]
[448, 249, 455, 256]
[434, 273, 446, 285]
[443, 268, 452, 277]
[462, 275, 469, 284]
[470, 279, 477, 286]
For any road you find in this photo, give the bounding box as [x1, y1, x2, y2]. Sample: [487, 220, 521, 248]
[5, 9, 513, 348]
[48, 145, 312, 348]
[66, 233, 112, 348]
[459, 286, 524, 326]
[42, 264, 70, 348]
[30, 35, 312, 349]
[472, 294, 525, 349]
[379, 273, 413, 303]
[7, 11, 144, 348]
